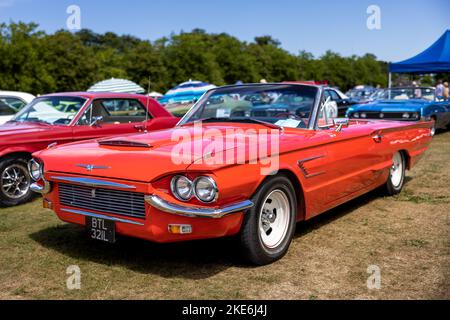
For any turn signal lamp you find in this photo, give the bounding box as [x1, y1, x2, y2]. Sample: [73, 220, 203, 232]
[168, 224, 192, 234]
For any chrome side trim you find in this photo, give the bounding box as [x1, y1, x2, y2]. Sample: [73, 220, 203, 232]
[298, 155, 325, 163]
[145, 195, 254, 219]
[297, 155, 326, 179]
[61, 208, 144, 226]
[50, 176, 136, 189]
[30, 180, 51, 194]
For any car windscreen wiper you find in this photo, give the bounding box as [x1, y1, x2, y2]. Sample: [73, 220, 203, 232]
[195, 117, 281, 129]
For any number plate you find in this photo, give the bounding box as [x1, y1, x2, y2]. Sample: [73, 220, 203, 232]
[86, 217, 116, 243]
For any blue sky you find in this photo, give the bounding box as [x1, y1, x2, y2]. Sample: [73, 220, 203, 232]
[0, 0, 449, 62]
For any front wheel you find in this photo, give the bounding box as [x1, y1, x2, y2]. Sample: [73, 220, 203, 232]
[384, 151, 406, 196]
[0, 156, 33, 207]
[240, 175, 297, 265]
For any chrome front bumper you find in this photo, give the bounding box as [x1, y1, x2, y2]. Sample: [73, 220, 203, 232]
[30, 180, 51, 194]
[145, 195, 254, 219]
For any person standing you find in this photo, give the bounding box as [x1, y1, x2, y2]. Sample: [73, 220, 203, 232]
[436, 80, 445, 100]
[444, 82, 449, 101]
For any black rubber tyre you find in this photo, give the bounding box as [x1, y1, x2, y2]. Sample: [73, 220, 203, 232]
[240, 175, 297, 265]
[0, 156, 34, 207]
[384, 151, 406, 196]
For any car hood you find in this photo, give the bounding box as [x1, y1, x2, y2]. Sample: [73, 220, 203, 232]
[350, 100, 429, 113]
[0, 121, 54, 143]
[35, 124, 314, 182]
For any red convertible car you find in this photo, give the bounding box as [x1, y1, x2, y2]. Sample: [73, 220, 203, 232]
[30, 84, 432, 265]
[0, 92, 178, 207]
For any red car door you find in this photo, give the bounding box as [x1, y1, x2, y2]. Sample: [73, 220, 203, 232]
[309, 101, 387, 214]
[72, 98, 152, 141]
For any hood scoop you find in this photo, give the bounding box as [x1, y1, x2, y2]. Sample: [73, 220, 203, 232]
[98, 140, 152, 148]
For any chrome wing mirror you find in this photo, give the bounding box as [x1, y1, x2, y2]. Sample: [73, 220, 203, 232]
[90, 116, 103, 127]
[333, 118, 350, 132]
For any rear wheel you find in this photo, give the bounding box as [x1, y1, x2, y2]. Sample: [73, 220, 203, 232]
[0, 156, 33, 207]
[240, 175, 297, 265]
[384, 151, 406, 196]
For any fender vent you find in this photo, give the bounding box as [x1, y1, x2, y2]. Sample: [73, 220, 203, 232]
[98, 140, 151, 148]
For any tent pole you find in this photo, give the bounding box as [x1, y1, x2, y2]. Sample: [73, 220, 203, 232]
[388, 72, 392, 88]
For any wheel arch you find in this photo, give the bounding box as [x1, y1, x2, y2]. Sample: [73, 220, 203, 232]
[253, 169, 306, 222]
[0, 151, 33, 162]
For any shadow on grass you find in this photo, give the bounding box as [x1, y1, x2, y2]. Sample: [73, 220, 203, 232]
[30, 186, 389, 276]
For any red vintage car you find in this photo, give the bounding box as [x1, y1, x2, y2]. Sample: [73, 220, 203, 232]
[0, 92, 178, 207]
[30, 84, 432, 265]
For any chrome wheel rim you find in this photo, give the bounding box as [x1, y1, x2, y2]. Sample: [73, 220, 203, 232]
[259, 189, 291, 249]
[390, 153, 403, 188]
[430, 124, 436, 136]
[1, 164, 30, 199]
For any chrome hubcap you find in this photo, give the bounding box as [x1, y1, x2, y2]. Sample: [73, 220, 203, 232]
[390, 153, 403, 188]
[259, 189, 290, 249]
[1, 164, 30, 199]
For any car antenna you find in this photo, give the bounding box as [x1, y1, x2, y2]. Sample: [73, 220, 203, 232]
[144, 76, 151, 133]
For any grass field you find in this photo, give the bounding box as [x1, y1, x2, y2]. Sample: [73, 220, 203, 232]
[0, 132, 449, 300]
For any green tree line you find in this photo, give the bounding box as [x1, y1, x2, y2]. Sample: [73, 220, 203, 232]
[0, 22, 389, 95]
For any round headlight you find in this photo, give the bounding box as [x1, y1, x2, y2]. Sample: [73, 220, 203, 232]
[171, 175, 193, 201]
[353, 113, 359, 118]
[402, 113, 410, 119]
[194, 176, 218, 203]
[412, 113, 419, 119]
[28, 159, 43, 181]
[361, 113, 367, 118]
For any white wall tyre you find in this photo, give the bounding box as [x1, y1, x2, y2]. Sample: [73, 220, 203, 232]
[240, 175, 297, 265]
[385, 151, 406, 196]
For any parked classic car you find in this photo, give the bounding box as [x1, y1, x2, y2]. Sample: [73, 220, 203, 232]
[346, 87, 450, 136]
[322, 87, 360, 116]
[345, 86, 377, 102]
[0, 92, 178, 207]
[0, 91, 35, 125]
[30, 83, 432, 265]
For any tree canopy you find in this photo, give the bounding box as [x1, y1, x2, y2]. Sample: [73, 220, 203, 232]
[0, 22, 389, 95]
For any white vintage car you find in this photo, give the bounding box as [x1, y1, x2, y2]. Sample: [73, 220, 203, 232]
[0, 91, 35, 125]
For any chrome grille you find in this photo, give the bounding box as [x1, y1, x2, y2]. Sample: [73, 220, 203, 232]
[58, 183, 146, 219]
[358, 112, 416, 120]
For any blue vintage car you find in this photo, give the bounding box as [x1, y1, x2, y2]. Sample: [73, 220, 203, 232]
[346, 87, 450, 136]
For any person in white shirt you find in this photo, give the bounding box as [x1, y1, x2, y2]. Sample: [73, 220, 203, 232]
[436, 80, 445, 100]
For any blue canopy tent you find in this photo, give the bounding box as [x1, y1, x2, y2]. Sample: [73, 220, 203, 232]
[389, 30, 450, 86]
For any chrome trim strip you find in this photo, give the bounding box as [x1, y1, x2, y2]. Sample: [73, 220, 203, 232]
[30, 180, 51, 194]
[309, 85, 325, 130]
[297, 155, 326, 179]
[298, 155, 325, 163]
[50, 176, 136, 189]
[145, 195, 253, 219]
[61, 208, 144, 226]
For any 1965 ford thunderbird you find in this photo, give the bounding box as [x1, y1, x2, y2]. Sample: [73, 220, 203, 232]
[30, 83, 433, 265]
